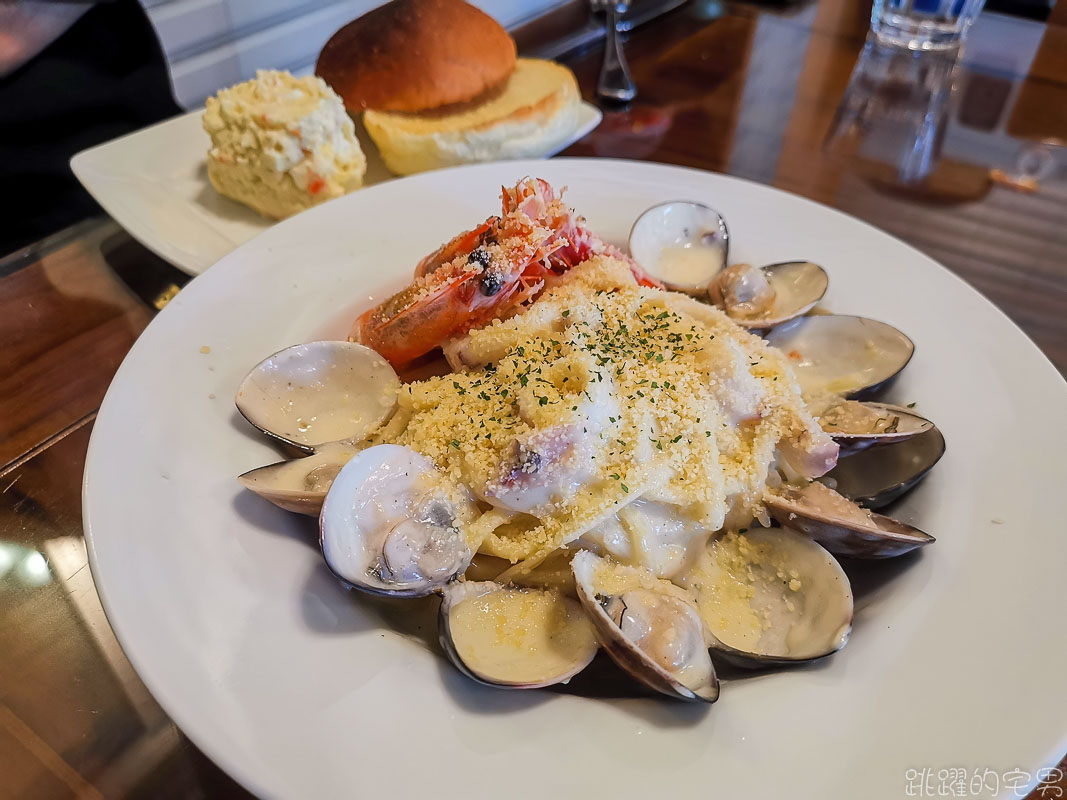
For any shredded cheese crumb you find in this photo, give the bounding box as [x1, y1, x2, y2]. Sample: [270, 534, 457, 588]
[374, 256, 820, 570]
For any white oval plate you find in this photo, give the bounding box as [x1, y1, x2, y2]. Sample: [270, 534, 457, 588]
[84, 159, 1067, 800]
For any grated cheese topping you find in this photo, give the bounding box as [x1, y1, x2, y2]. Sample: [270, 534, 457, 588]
[374, 255, 822, 571]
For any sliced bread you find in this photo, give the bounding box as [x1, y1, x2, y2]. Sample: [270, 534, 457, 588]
[363, 59, 582, 176]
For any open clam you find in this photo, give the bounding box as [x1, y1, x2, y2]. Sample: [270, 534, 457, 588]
[764, 315, 914, 398]
[238, 442, 363, 515]
[683, 527, 853, 667]
[236, 341, 400, 452]
[814, 399, 934, 457]
[707, 261, 829, 329]
[765, 482, 934, 558]
[628, 201, 729, 295]
[320, 444, 479, 597]
[824, 425, 945, 510]
[439, 582, 598, 689]
[572, 550, 719, 702]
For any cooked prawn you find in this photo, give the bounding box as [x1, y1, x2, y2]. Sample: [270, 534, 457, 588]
[350, 178, 661, 368]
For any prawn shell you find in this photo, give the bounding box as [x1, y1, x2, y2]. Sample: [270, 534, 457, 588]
[350, 267, 482, 366]
[415, 219, 497, 279]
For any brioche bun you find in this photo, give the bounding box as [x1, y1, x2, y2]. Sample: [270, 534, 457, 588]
[316, 0, 517, 113]
[363, 58, 581, 176]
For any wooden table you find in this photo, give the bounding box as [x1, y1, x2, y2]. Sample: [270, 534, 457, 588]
[2, 1, 1065, 796]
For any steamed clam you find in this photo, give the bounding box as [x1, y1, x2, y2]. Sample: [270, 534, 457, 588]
[627, 200, 729, 295]
[320, 444, 479, 597]
[439, 581, 598, 688]
[824, 425, 945, 510]
[707, 261, 829, 329]
[685, 527, 853, 667]
[236, 340, 400, 452]
[237, 442, 363, 515]
[813, 399, 934, 456]
[764, 315, 914, 398]
[572, 551, 719, 703]
[235, 340, 402, 510]
[627, 200, 828, 328]
[765, 482, 934, 559]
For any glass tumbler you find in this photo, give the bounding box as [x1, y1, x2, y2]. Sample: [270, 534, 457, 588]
[871, 0, 986, 51]
[824, 40, 960, 185]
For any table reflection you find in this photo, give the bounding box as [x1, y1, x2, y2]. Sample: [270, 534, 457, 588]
[826, 38, 961, 186]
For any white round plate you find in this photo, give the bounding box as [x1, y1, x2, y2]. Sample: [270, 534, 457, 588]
[85, 159, 1067, 800]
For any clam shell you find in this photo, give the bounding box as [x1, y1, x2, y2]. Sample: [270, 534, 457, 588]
[236, 341, 399, 452]
[238, 442, 363, 515]
[571, 551, 719, 703]
[690, 527, 853, 667]
[765, 483, 934, 559]
[319, 445, 475, 597]
[817, 401, 935, 457]
[627, 201, 729, 295]
[825, 425, 946, 510]
[438, 581, 598, 689]
[718, 261, 829, 329]
[765, 315, 914, 398]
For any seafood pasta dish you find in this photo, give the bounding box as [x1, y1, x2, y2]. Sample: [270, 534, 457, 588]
[235, 178, 942, 701]
[365, 254, 833, 572]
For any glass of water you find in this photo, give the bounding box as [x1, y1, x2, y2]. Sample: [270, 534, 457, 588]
[871, 0, 986, 51]
[824, 39, 960, 185]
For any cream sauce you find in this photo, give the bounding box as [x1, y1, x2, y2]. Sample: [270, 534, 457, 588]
[239, 343, 398, 447]
[448, 587, 597, 684]
[656, 244, 721, 288]
[580, 499, 707, 579]
[681, 528, 851, 660]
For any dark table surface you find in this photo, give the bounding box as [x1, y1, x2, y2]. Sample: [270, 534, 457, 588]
[2, 0, 1065, 797]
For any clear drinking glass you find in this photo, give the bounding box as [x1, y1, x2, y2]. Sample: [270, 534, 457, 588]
[824, 39, 960, 185]
[871, 0, 986, 51]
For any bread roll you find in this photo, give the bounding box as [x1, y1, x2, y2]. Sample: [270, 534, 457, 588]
[316, 0, 516, 112]
[363, 59, 582, 176]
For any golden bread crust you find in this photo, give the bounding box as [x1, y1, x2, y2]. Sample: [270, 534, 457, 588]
[316, 0, 517, 112]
